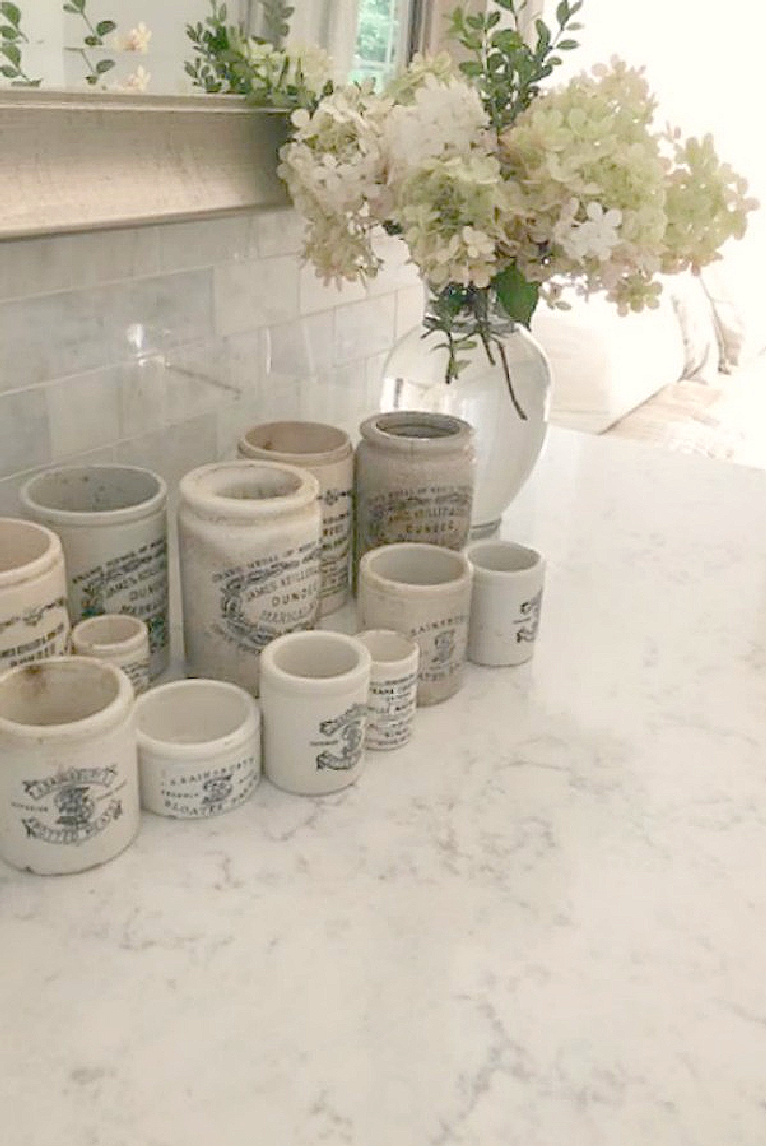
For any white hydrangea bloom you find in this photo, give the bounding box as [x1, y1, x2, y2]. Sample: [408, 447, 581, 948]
[122, 22, 151, 53]
[242, 40, 333, 102]
[124, 65, 150, 91]
[553, 200, 623, 262]
[383, 76, 490, 178]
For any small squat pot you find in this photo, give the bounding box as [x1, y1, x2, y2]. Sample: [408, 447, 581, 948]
[134, 679, 260, 818]
[72, 614, 150, 696]
[260, 630, 371, 796]
[238, 421, 353, 617]
[20, 465, 169, 678]
[358, 629, 419, 751]
[0, 517, 70, 671]
[466, 540, 545, 667]
[358, 542, 473, 706]
[0, 657, 139, 875]
[355, 411, 475, 565]
[178, 461, 322, 696]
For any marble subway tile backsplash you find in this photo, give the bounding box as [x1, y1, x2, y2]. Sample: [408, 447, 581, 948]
[0, 208, 424, 515]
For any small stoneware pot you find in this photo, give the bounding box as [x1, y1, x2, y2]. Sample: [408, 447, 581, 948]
[134, 679, 260, 818]
[238, 421, 353, 617]
[178, 461, 322, 696]
[358, 542, 473, 706]
[357, 629, 419, 751]
[466, 540, 545, 667]
[20, 465, 169, 678]
[71, 614, 150, 696]
[355, 411, 475, 565]
[0, 517, 70, 671]
[260, 630, 371, 796]
[0, 657, 139, 875]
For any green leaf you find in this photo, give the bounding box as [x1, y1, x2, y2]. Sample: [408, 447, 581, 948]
[62, 3, 80, 11]
[0, 2, 21, 26]
[95, 57, 115, 73]
[1, 40, 20, 63]
[95, 19, 117, 35]
[70, 0, 86, 9]
[491, 28, 524, 52]
[0, 62, 17, 75]
[492, 264, 539, 328]
[85, 73, 98, 84]
[84, 34, 100, 45]
[0, 25, 20, 37]
[558, 38, 578, 49]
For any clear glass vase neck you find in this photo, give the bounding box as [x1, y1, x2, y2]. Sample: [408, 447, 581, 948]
[422, 281, 516, 338]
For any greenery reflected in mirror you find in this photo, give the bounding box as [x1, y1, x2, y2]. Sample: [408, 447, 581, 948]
[0, 0, 415, 95]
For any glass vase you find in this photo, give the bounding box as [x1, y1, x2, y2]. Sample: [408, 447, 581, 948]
[380, 296, 552, 537]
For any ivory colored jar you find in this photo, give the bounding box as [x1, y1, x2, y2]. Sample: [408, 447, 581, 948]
[358, 542, 473, 706]
[0, 657, 139, 875]
[355, 411, 475, 565]
[135, 679, 260, 818]
[0, 518, 70, 670]
[238, 421, 352, 617]
[72, 614, 150, 696]
[20, 466, 168, 678]
[260, 630, 371, 796]
[178, 461, 322, 696]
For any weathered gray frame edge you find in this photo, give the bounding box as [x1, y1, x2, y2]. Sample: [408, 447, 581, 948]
[0, 90, 291, 240]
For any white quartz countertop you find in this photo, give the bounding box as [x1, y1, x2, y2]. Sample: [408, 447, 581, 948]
[1, 428, 764, 1146]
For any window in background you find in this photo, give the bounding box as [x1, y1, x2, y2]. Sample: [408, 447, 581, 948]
[350, 0, 410, 87]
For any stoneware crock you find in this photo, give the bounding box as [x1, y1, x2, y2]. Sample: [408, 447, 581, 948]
[259, 630, 371, 795]
[134, 678, 260, 818]
[0, 517, 70, 670]
[357, 629, 419, 751]
[0, 656, 139, 875]
[20, 465, 169, 678]
[237, 421, 353, 617]
[466, 540, 545, 667]
[358, 542, 473, 706]
[71, 614, 150, 696]
[354, 411, 475, 565]
[178, 460, 322, 696]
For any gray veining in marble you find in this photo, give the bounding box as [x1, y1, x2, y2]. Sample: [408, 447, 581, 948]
[0, 429, 763, 1146]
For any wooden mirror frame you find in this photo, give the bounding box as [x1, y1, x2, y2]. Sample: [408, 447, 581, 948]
[0, 0, 482, 241]
[0, 89, 291, 239]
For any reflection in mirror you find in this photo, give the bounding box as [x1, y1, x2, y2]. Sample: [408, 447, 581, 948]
[0, 0, 418, 95]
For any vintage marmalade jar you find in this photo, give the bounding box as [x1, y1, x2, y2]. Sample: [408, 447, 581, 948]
[354, 411, 475, 566]
[177, 460, 322, 696]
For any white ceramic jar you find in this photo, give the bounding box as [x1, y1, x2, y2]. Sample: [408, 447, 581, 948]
[71, 614, 150, 696]
[135, 679, 260, 818]
[260, 630, 371, 795]
[0, 517, 71, 671]
[358, 542, 473, 706]
[178, 461, 322, 696]
[0, 657, 139, 875]
[355, 411, 475, 565]
[238, 421, 353, 617]
[357, 629, 419, 751]
[466, 540, 546, 666]
[20, 465, 169, 678]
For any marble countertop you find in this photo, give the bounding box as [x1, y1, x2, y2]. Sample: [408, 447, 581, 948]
[1, 428, 764, 1146]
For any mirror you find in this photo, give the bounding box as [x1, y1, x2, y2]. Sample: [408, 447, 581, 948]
[0, 0, 419, 95]
[0, 0, 434, 239]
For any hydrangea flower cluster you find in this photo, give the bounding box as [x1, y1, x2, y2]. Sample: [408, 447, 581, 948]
[240, 40, 334, 106]
[278, 4, 756, 387]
